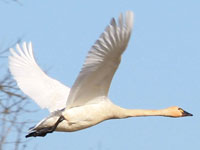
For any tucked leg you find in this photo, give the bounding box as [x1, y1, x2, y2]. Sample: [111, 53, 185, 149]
[26, 115, 65, 138]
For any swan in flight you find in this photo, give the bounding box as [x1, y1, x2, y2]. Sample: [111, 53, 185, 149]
[9, 11, 192, 138]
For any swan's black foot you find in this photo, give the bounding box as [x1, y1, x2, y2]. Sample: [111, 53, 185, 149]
[26, 115, 65, 138]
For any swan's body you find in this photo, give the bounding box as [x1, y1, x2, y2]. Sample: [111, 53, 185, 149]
[8, 11, 192, 138]
[37, 102, 190, 133]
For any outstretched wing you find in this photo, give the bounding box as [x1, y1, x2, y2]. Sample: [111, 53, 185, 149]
[9, 42, 70, 112]
[66, 11, 134, 108]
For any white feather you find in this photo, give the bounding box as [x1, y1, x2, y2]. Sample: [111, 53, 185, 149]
[66, 11, 134, 107]
[9, 42, 70, 112]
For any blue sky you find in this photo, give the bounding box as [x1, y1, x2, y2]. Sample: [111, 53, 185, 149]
[0, 0, 199, 149]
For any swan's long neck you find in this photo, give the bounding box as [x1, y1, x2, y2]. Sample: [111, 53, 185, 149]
[112, 106, 170, 119]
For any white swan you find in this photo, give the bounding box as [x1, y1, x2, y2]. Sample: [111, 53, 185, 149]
[9, 11, 192, 138]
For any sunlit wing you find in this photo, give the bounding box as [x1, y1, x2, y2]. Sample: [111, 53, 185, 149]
[9, 42, 70, 112]
[66, 11, 134, 108]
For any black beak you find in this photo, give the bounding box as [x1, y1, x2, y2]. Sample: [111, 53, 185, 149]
[182, 110, 193, 117]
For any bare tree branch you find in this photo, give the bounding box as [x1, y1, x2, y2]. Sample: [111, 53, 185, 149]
[0, 39, 35, 150]
[0, 0, 23, 6]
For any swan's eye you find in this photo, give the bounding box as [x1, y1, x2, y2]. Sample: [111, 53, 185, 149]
[178, 108, 184, 113]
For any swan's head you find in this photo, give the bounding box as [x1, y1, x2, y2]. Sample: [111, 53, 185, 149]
[166, 106, 193, 117]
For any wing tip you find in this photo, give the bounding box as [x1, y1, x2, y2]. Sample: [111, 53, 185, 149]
[11, 41, 34, 57]
[125, 11, 134, 29]
[117, 11, 134, 31]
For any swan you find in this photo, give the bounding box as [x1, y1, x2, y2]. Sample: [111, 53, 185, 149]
[9, 11, 192, 138]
